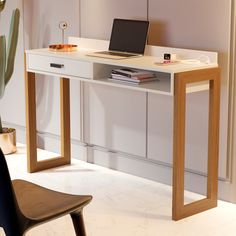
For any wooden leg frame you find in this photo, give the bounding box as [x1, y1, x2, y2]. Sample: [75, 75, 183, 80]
[25, 68, 220, 220]
[172, 68, 220, 220]
[25, 72, 71, 172]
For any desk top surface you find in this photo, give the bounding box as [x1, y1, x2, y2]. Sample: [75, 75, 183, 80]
[26, 47, 218, 74]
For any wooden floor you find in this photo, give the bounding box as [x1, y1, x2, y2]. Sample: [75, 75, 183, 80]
[2, 144, 236, 236]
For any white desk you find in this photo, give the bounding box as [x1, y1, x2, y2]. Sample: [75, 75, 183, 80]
[25, 38, 220, 220]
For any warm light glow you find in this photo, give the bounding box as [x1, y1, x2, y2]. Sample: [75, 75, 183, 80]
[49, 44, 77, 52]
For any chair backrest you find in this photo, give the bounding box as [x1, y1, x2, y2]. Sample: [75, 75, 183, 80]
[0, 148, 23, 234]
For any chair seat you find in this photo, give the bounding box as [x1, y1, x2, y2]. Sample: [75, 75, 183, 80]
[12, 179, 92, 221]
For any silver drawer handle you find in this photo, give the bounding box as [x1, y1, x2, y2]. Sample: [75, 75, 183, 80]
[50, 63, 64, 68]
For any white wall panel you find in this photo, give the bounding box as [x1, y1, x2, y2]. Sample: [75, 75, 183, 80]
[148, 91, 226, 178]
[84, 83, 147, 157]
[147, 94, 173, 165]
[80, 0, 148, 156]
[148, 0, 231, 178]
[23, 0, 80, 48]
[23, 0, 81, 144]
[80, 0, 147, 39]
[148, 0, 231, 51]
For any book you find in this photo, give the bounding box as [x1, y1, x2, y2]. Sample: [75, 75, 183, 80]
[111, 73, 156, 81]
[109, 75, 159, 84]
[111, 68, 155, 78]
[111, 73, 155, 80]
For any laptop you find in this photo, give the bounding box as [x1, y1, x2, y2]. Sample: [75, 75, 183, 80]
[87, 18, 149, 59]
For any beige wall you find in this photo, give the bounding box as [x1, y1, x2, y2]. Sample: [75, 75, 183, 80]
[0, 0, 25, 127]
[0, 0, 234, 200]
[80, 0, 147, 39]
[80, 0, 231, 180]
[23, 0, 82, 143]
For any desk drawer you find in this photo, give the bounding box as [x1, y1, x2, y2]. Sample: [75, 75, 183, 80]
[27, 54, 93, 78]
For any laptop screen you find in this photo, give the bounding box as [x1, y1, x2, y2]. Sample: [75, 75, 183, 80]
[109, 19, 149, 54]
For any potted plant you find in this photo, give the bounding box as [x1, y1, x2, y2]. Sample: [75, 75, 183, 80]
[0, 1, 20, 154]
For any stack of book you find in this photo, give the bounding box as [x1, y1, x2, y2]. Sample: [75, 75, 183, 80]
[109, 68, 158, 84]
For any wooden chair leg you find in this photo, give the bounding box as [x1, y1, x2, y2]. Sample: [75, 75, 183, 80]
[70, 211, 87, 236]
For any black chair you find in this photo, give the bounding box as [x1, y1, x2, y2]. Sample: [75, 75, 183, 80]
[0, 148, 92, 236]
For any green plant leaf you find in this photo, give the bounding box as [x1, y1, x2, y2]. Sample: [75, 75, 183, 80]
[0, 35, 6, 99]
[5, 8, 20, 85]
[0, 115, 2, 133]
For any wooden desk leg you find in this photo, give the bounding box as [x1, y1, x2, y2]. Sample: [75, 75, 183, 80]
[172, 68, 220, 220]
[60, 78, 71, 164]
[25, 72, 71, 172]
[25, 72, 37, 172]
